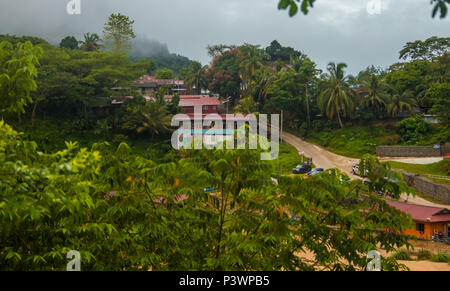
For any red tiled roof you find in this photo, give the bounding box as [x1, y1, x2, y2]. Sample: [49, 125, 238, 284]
[174, 114, 251, 121]
[179, 97, 221, 107]
[386, 201, 450, 223]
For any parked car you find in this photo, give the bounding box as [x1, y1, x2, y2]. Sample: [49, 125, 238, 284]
[293, 164, 312, 174]
[308, 168, 324, 177]
[352, 165, 369, 177]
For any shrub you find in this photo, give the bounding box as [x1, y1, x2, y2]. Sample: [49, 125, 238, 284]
[396, 116, 434, 144]
[380, 134, 402, 145]
[416, 249, 432, 260]
[391, 249, 412, 260]
[430, 253, 449, 263]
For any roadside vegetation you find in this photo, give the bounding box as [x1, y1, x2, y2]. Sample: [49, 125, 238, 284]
[386, 160, 450, 185]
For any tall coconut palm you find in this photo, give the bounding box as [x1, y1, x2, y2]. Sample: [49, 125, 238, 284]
[386, 88, 417, 118]
[359, 74, 388, 111]
[239, 44, 267, 84]
[318, 62, 354, 128]
[79, 33, 102, 52]
[184, 61, 207, 94]
[247, 69, 276, 106]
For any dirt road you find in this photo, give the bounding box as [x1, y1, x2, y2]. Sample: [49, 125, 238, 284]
[282, 132, 450, 208]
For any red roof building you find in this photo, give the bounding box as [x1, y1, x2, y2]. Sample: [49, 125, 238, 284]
[387, 201, 450, 239]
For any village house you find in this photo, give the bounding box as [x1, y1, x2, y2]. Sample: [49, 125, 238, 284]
[133, 75, 187, 96]
[172, 95, 251, 148]
[387, 201, 450, 240]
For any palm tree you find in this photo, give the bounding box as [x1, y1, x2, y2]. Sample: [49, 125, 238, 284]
[318, 62, 353, 128]
[247, 69, 276, 107]
[184, 61, 207, 94]
[79, 33, 102, 52]
[359, 74, 388, 111]
[234, 96, 259, 114]
[386, 88, 417, 118]
[123, 101, 172, 138]
[239, 44, 268, 84]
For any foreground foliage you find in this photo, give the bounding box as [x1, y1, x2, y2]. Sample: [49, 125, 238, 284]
[0, 121, 414, 271]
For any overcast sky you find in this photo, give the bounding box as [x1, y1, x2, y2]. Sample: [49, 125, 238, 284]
[0, 0, 448, 74]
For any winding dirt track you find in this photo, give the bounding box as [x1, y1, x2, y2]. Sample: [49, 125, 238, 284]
[281, 132, 450, 208]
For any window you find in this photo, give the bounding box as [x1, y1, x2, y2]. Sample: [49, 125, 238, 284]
[416, 223, 425, 234]
[204, 106, 209, 110]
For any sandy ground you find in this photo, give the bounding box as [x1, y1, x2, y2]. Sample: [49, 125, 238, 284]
[378, 157, 444, 164]
[296, 241, 450, 271]
[282, 132, 450, 208]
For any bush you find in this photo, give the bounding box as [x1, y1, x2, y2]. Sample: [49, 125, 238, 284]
[391, 249, 412, 260]
[396, 116, 434, 144]
[380, 134, 402, 145]
[430, 253, 449, 263]
[416, 249, 432, 260]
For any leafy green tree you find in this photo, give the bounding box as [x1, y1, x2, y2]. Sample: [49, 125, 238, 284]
[265, 40, 301, 62]
[0, 41, 43, 122]
[103, 13, 136, 52]
[205, 48, 242, 104]
[396, 115, 434, 144]
[318, 62, 353, 128]
[399, 36, 450, 62]
[79, 33, 102, 52]
[155, 68, 174, 80]
[427, 82, 450, 125]
[59, 36, 79, 50]
[0, 120, 414, 270]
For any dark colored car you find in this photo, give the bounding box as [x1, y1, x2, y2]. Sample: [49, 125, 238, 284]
[308, 168, 324, 177]
[293, 164, 312, 174]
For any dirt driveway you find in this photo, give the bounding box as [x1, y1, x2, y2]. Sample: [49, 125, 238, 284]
[282, 132, 450, 208]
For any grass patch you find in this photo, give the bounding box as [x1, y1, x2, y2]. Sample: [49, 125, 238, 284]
[416, 249, 432, 261]
[391, 249, 412, 261]
[270, 143, 307, 175]
[386, 160, 450, 185]
[305, 125, 396, 159]
[430, 253, 450, 263]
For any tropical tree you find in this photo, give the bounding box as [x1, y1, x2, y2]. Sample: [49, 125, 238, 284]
[386, 88, 417, 118]
[122, 99, 172, 138]
[318, 62, 354, 128]
[0, 41, 43, 122]
[234, 96, 259, 114]
[239, 44, 268, 84]
[359, 74, 389, 112]
[184, 61, 207, 94]
[59, 36, 78, 50]
[103, 13, 136, 52]
[79, 33, 102, 52]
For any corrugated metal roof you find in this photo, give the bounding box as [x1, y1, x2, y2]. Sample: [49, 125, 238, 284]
[386, 201, 450, 223]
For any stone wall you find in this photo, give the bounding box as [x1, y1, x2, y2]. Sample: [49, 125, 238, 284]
[400, 171, 450, 204]
[377, 146, 450, 157]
